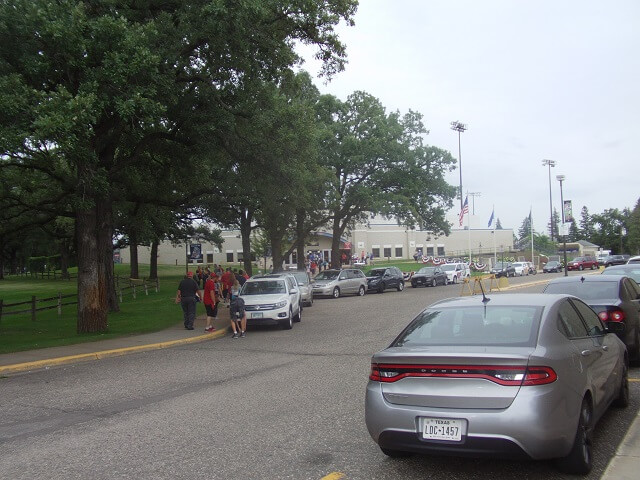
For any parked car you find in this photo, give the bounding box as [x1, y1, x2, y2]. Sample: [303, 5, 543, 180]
[543, 276, 640, 362]
[512, 262, 529, 276]
[601, 264, 640, 285]
[490, 261, 515, 278]
[239, 274, 302, 330]
[410, 266, 448, 288]
[312, 268, 367, 298]
[365, 293, 628, 474]
[289, 270, 314, 307]
[366, 267, 405, 293]
[526, 261, 537, 275]
[543, 261, 562, 273]
[567, 256, 599, 271]
[440, 262, 470, 284]
[626, 255, 640, 264]
[604, 254, 628, 267]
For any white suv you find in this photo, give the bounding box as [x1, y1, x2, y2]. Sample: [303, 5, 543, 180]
[440, 262, 470, 284]
[239, 274, 302, 330]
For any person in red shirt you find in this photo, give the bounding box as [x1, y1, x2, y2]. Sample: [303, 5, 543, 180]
[221, 267, 235, 306]
[203, 273, 219, 332]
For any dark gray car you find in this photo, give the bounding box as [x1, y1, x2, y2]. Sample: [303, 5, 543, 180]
[365, 293, 628, 474]
[366, 267, 405, 293]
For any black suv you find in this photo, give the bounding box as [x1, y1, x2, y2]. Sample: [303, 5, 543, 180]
[366, 267, 405, 293]
[490, 262, 515, 278]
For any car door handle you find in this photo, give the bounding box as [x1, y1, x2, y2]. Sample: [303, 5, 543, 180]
[602, 345, 609, 351]
[581, 350, 592, 356]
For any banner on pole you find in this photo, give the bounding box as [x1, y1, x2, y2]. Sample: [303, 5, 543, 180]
[563, 200, 573, 223]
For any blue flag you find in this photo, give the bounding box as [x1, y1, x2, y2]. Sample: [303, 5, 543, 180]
[487, 208, 495, 228]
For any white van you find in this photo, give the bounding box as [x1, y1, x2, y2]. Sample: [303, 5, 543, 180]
[440, 262, 470, 284]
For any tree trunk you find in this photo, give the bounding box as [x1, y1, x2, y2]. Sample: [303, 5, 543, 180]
[0, 237, 4, 280]
[296, 208, 306, 270]
[270, 233, 284, 273]
[240, 211, 253, 276]
[330, 215, 342, 269]
[98, 198, 119, 312]
[129, 231, 139, 279]
[149, 240, 159, 279]
[76, 202, 108, 333]
[59, 240, 70, 279]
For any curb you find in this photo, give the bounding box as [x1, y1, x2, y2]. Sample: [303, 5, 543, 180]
[0, 328, 228, 376]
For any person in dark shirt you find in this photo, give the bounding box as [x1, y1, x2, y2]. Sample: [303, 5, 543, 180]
[175, 271, 200, 330]
[229, 288, 246, 338]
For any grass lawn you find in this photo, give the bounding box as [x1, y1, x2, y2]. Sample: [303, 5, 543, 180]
[0, 264, 205, 355]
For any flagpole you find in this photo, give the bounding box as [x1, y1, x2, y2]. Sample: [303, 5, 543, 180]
[467, 192, 471, 263]
[493, 206, 497, 266]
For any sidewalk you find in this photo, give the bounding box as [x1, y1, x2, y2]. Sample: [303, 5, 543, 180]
[602, 408, 640, 479]
[0, 307, 232, 376]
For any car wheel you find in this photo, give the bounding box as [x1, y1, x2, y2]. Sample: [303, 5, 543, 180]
[579, 265, 584, 271]
[556, 399, 593, 474]
[431, 278, 437, 287]
[590, 264, 595, 270]
[397, 281, 404, 292]
[294, 304, 302, 322]
[281, 308, 293, 330]
[357, 285, 366, 296]
[411, 281, 417, 288]
[613, 362, 630, 408]
[380, 447, 413, 458]
[452, 276, 458, 284]
[378, 282, 385, 293]
[332, 287, 340, 299]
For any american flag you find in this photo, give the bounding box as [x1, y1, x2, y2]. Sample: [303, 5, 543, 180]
[459, 196, 469, 226]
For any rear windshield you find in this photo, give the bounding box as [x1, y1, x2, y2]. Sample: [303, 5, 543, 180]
[241, 280, 286, 295]
[315, 271, 339, 280]
[440, 264, 456, 271]
[369, 269, 385, 277]
[601, 267, 640, 284]
[544, 281, 618, 300]
[392, 306, 543, 347]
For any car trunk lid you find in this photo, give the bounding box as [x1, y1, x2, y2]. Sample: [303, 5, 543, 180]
[373, 346, 540, 409]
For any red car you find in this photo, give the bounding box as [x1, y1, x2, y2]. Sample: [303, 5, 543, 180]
[567, 256, 599, 271]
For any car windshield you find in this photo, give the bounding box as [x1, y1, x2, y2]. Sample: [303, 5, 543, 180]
[392, 306, 542, 347]
[291, 272, 308, 285]
[544, 281, 619, 301]
[417, 267, 436, 274]
[241, 280, 286, 295]
[601, 267, 640, 284]
[571, 257, 584, 262]
[440, 264, 456, 271]
[369, 269, 385, 277]
[493, 263, 506, 269]
[546, 262, 559, 266]
[315, 271, 339, 280]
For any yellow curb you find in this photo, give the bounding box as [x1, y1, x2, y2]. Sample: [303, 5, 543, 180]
[0, 328, 227, 376]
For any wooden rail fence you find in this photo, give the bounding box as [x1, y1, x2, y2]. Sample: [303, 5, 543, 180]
[0, 277, 160, 322]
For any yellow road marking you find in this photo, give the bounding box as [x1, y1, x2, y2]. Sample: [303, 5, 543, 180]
[321, 473, 345, 480]
[630, 378, 640, 382]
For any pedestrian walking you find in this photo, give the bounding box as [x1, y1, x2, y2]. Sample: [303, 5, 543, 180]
[221, 267, 234, 306]
[175, 271, 200, 330]
[229, 282, 246, 338]
[203, 273, 219, 332]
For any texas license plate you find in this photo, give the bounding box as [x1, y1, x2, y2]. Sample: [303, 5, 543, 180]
[422, 417, 463, 441]
[251, 312, 263, 318]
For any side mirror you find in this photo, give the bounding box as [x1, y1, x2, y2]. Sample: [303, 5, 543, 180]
[290, 288, 298, 295]
[606, 322, 626, 335]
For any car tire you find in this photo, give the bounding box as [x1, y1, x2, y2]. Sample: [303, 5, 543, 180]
[281, 308, 293, 330]
[380, 447, 413, 458]
[590, 264, 595, 270]
[332, 287, 340, 299]
[357, 285, 366, 296]
[452, 276, 458, 284]
[378, 283, 385, 293]
[613, 362, 630, 408]
[432, 278, 437, 287]
[294, 304, 302, 322]
[579, 265, 584, 271]
[556, 399, 593, 475]
[397, 281, 404, 292]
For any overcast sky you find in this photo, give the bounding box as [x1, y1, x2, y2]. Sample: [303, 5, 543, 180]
[298, 0, 639, 234]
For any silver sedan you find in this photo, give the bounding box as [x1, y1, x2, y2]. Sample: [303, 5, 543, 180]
[365, 293, 629, 474]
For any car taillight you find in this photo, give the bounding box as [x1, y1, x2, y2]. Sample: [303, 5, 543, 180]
[369, 364, 556, 386]
[598, 309, 625, 322]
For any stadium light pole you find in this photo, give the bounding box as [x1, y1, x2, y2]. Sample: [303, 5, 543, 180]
[451, 121, 467, 210]
[557, 174, 568, 277]
[542, 159, 556, 241]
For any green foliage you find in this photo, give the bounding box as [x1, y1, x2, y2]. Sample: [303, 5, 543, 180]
[628, 198, 640, 255]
